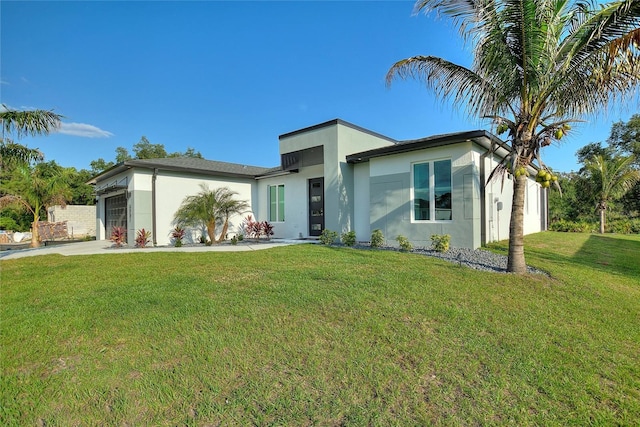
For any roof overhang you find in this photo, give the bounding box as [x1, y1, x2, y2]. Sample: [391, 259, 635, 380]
[346, 130, 511, 164]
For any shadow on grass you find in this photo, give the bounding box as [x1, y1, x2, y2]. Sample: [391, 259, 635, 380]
[524, 234, 640, 280]
[572, 234, 640, 278]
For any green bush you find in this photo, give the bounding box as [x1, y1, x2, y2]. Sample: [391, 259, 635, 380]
[607, 219, 640, 234]
[341, 231, 356, 247]
[549, 220, 596, 233]
[319, 229, 338, 245]
[396, 235, 413, 252]
[0, 216, 20, 231]
[431, 234, 450, 252]
[370, 229, 385, 248]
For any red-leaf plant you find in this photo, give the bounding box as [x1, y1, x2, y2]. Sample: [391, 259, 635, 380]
[135, 228, 152, 248]
[110, 226, 126, 247]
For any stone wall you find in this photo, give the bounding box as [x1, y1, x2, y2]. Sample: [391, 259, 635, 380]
[48, 205, 96, 238]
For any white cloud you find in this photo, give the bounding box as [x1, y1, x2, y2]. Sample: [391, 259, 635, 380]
[0, 80, 9, 85]
[57, 122, 114, 138]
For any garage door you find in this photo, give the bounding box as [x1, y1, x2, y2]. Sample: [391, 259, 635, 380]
[105, 194, 127, 241]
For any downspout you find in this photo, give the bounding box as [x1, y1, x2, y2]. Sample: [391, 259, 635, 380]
[152, 168, 158, 246]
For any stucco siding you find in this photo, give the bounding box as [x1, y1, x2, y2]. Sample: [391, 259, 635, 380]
[368, 142, 481, 249]
[153, 171, 255, 245]
[257, 164, 323, 239]
[353, 162, 371, 241]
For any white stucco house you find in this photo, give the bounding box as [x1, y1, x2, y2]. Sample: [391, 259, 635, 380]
[89, 119, 547, 248]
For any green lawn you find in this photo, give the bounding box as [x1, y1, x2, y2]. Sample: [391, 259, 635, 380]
[1, 232, 639, 425]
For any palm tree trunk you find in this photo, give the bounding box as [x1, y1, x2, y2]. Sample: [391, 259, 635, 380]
[206, 221, 216, 244]
[507, 174, 527, 273]
[599, 204, 606, 234]
[217, 216, 229, 243]
[30, 215, 40, 248]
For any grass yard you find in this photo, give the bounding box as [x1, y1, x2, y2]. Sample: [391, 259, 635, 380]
[1, 232, 639, 425]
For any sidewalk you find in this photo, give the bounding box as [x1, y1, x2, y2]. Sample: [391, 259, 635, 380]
[0, 239, 312, 261]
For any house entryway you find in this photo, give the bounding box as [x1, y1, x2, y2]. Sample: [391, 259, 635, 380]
[308, 177, 324, 236]
[104, 194, 127, 241]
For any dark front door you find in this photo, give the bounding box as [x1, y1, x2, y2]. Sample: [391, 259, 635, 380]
[308, 178, 324, 236]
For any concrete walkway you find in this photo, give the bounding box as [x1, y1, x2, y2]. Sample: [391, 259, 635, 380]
[0, 239, 313, 261]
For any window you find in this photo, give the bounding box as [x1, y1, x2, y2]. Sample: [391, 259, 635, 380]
[413, 159, 452, 221]
[269, 184, 285, 222]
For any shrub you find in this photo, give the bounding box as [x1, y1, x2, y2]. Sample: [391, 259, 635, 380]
[110, 226, 126, 247]
[198, 235, 207, 244]
[431, 234, 450, 252]
[237, 234, 244, 241]
[370, 229, 384, 248]
[135, 228, 152, 248]
[319, 229, 338, 245]
[549, 220, 596, 233]
[261, 221, 274, 240]
[0, 216, 19, 231]
[396, 235, 413, 252]
[231, 235, 239, 245]
[341, 231, 356, 247]
[171, 226, 185, 247]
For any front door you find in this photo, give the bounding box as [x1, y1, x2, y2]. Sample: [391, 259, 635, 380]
[308, 178, 324, 236]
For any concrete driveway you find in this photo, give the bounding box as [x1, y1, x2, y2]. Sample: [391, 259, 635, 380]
[0, 239, 311, 261]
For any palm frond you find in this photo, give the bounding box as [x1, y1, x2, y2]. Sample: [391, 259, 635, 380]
[387, 55, 514, 118]
[0, 105, 63, 139]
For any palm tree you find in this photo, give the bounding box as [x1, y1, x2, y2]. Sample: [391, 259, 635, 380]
[583, 154, 640, 233]
[173, 184, 249, 244]
[216, 189, 250, 243]
[386, 0, 640, 272]
[0, 165, 72, 247]
[0, 104, 62, 167]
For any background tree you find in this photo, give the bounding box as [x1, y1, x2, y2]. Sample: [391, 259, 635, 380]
[387, 0, 640, 272]
[582, 154, 640, 233]
[0, 165, 72, 247]
[0, 104, 62, 167]
[173, 185, 248, 244]
[89, 137, 203, 175]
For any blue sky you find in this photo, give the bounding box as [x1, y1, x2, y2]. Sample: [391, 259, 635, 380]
[1, 1, 636, 173]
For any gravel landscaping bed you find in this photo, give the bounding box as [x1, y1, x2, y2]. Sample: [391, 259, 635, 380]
[353, 244, 547, 275]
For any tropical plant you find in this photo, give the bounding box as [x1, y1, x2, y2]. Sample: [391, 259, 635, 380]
[387, 0, 640, 272]
[582, 154, 640, 233]
[319, 229, 338, 245]
[431, 234, 451, 253]
[135, 228, 152, 248]
[0, 104, 62, 167]
[396, 235, 413, 252]
[173, 185, 248, 244]
[341, 230, 357, 247]
[171, 226, 186, 247]
[370, 229, 385, 248]
[261, 221, 274, 240]
[110, 226, 126, 247]
[0, 165, 71, 247]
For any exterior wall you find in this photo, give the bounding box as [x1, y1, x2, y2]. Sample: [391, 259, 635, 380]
[368, 141, 482, 249]
[353, 162, 371, 241]
[256, 164, 323, 239]
[48, 205, 97, 237]
[152, 171, 255, 246]
[94, 169, 134, 243]
[95, 169, 256, 246]
[278, 121, 394, 237]
[483, 154, 543, 244]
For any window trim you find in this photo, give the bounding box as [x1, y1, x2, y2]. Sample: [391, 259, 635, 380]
[268, 184, 285, 222]
[410, 158, 453, 223]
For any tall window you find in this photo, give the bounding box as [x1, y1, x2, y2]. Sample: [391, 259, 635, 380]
[269, 184, 285, 222]
[413, 159, 452, 221]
